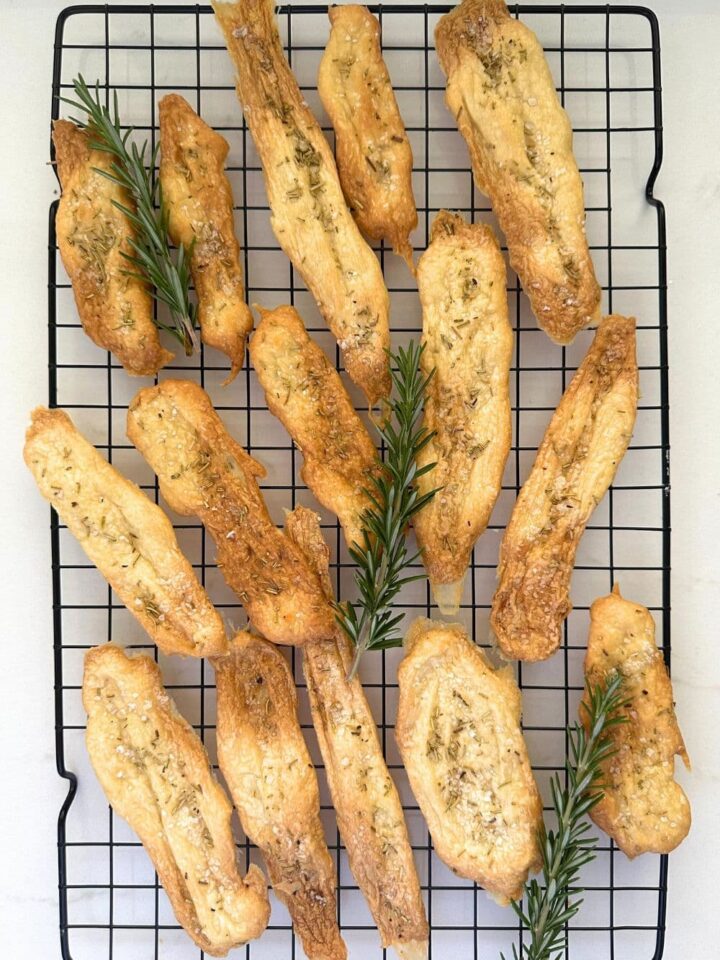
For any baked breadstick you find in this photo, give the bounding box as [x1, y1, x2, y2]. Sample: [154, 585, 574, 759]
[53, 120, 172, 375]
[214, 631, 346, 960]
[159, 94, 252, 382]
[285, 506, 429, 960]
[435, 0, 600, 343]
[249, 304, 380, 549]
[24, 407, 226, 658]
[414, 211, 512, 614]
[491, 315, 638, 661]
[318, 4, 417, 271]
[397, 619, 542, 903]
[582, 586, 691, 858]
[83, 644, 269, 956]
[212, 0, 391, 407]
[127, 379, 334, 646]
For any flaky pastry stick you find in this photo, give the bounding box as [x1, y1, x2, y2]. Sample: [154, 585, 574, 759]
[397, 619, 542, 903]
[491, 315, 638, 661]
[83, 644, 269, 956]
[53, 120, 172, 375]
[435, 0, 600, 343]
[285, 505, 429, 960]
[24, 407, 226, 657]
[582, 585, 691, 858]
[213, 631, 346, 960]
[159, 94, 253, 382]
[127, 379, 334, 646]
[318, 4, 417, 271]
[414, 211, 512, 614]
[212, 0, 390, 408]
[249, 304, 380, 550]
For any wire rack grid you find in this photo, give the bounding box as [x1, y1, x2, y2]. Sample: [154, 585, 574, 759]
[48, 3, 669, 960]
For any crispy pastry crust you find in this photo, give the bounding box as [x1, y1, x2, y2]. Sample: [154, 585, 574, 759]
[285, 506, 429, 960]
[414, 211, 512, 613]
[213, 631, 346, 960]
[127, 379, 334, 646]
[582, 586, 691, 858]
[52, 120, 172, 376]
[83, 645, 269, 956]
[491, 315, 638, 661]
[249, 304, 381, 549]
[159, 94, 252, 382]
[318, 4, 417, 271]
[435, 0, 601, 343]
[396, 619, 542, 903]
[24, 407, 226, 657]
[212, 0, 390, 407]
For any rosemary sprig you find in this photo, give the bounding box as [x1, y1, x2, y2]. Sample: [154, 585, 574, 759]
[336, 341, 437, 681]
[60, 75, 197, 354]
[502, 673, 626, 960]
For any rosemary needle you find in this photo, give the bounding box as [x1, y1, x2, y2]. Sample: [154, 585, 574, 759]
[335, 340, 438, 681]
[60, 75, 197, 354]
[502, 673, 627, 960]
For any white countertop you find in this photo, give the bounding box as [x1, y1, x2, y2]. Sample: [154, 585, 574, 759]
[1, 1, 718, 957]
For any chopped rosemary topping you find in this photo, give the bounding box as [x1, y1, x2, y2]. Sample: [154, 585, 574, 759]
[335, 341, 438, 680]
[60, 75, 197, 354]
[501, 673, 626, 960]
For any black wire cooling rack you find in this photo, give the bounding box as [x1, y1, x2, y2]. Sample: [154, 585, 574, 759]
[48, 3, 669, 959]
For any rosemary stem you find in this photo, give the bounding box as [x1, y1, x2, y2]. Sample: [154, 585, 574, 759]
[334, 341, 438, 678]
[503, 675, 625, 960]
[346, 546, 390, 682]
[531, 738, 595, 956]
[61, 75, 197, 353]
[346, 624, 368, 683]
[178, 314, 199, 356]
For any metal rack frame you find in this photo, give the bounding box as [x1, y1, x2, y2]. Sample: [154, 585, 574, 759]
[48, 4, 669, 958]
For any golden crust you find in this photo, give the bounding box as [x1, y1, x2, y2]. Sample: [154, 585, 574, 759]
[52, 120, 172, 376]
[249, 304, 381, 549]
[414, 211, 512, 612]
[127, 379, 334, 646]
[285, 506, 429, 959]
[318, 4, 417, 271]
[397, 619, 542, 903]
[582, 586, 691, 858]
[83, 644, 269, 956]
[435, 0, 600, 343]
[24, 407, 227, 658]
[212, 0, 390, 407]
[491, 315, 638, 661]
[213, 631, 346, 960]
[159, 94, 252, 382]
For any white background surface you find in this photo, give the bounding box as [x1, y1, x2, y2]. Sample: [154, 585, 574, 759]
[1, 0, 718, 957]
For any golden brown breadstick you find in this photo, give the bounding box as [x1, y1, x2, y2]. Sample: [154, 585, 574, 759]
[582, 586, 691, 858]
[213, 631, 346, 960]
[249, 304, 381, 549]
[414, 211, 512, 614]
[127, 379, 334, 646]
[285, 506, 429, 960]
[83, 644, 269, 956]
[435, 0, 601, 343]
[397, 619, 542, 904]
[318, 4, 417, 270]
[491, 315, 638, 661]
[212, 0, 391, 407]
[159, 94, 252, 381]
[24, 407, 227, 657]
[53, 120, 172, 375]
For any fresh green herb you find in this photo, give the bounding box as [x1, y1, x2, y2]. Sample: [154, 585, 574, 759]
[60, 75, 197, 354]
[501, 673, 626, 960]
[335, 341, 438, 681]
